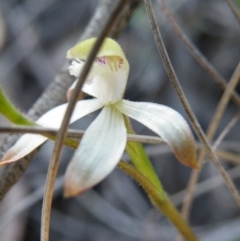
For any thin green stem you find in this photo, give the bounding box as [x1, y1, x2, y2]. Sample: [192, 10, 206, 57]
[123, 116, 199, 240]
[124, 115, 163, 192]
[118, 161, 199, 241]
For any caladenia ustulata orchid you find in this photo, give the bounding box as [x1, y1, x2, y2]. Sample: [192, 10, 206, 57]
[0, 38, 198, 197]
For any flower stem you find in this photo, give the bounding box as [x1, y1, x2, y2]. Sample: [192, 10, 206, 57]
[124, 116, 163, 192]
[123, 116, 198, 240]
[118, 161, 199, 241]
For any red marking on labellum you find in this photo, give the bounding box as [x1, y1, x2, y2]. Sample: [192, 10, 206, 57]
[97, 57, 106, 65]
[118, 58, 123, 68]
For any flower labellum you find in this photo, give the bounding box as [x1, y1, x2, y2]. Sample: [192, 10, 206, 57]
[67, 38, 129, 105]
[0, 38, 198, 198]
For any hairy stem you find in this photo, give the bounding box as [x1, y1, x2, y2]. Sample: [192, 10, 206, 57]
[118, 161, 199, 241]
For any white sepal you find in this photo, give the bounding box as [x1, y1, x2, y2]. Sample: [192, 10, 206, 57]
[64, 105, 127, 197]
[0, 99, 103, 165]
[37, 98, 103, 128]
[115, 100, 198, 169]
[0, 134, 47, 166]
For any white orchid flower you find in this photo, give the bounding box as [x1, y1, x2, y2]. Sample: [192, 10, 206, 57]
[0, 38, 198, 197]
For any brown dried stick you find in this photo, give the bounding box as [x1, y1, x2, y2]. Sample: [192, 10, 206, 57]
[0, 126, 165, 145]
[180, 63, 240, 222]
[157, 0, 240, 106]
[226, 0, 240, 23]
[144, 0, 240, 209]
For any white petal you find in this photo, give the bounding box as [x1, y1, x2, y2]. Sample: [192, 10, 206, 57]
[0, 99, 103, 165]
[64, 105, 126, 197]
[37, 98, 103, 128]
[0, 134, 47, 165]
[115, 100, 198, 169]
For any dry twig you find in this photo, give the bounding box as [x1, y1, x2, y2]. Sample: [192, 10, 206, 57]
[143, 0, 240, 213]
[157, 0, 240, 106]
[0, 126, 165, 145]
[226, 0, 240, 23]
[180, 62, 240, 226]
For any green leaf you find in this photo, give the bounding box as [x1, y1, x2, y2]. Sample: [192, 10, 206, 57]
[237, 0, 240, 7]
[0, 86, 35, 126]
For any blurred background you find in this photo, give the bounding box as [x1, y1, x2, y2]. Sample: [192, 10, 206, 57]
[0, 0, 240, 240]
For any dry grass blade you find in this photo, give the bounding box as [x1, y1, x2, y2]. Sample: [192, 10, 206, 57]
[217, 150, 240, 165]
[0, 176, 63, 231]
[172, 165, 240, 207]
[0, 126, 165, 145]
[176, 116, 240, 241]
[41, 1, 129, 240]
[172, 113, 240, 207]
[157, 0, 240, 106]
[144, 0, 240, 218]
[226, 0, 240, 23]
[213, 112, 240, 150]
[180, 62, 240, 228]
